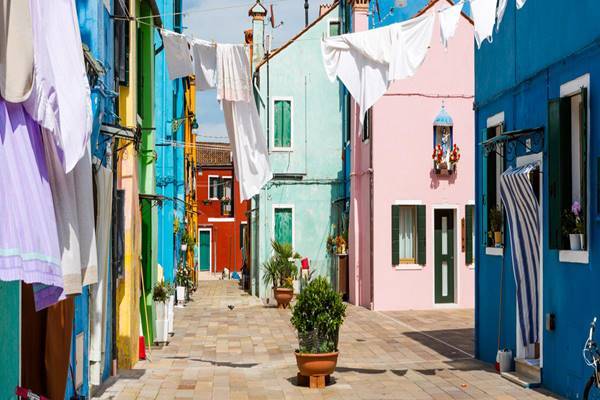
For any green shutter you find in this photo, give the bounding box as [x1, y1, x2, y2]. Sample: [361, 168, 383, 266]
[391, 205, 400, 265]
[274, 208, 293, 246]
[274, 101, 283, 147]
[548, 99, 561, 249]
[416, 205, 426, 265]
[274, 100, 291, 148]
[465, 205, 474, 265]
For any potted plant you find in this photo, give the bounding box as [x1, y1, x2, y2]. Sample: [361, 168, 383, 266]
[175, 264, 191, 306]
[153, 281, 169, 343]
[221, 196, 231, 205]
[262, 241, 301, 309]
[180, 231, 189, 252]
[165, 282, 175, 334]
[291, 276, 347, 388]
[488, 207, 503, 247]
[335, 235, 347, 255]
[202, 199, 211, 205]
[563, 201, 585, 250]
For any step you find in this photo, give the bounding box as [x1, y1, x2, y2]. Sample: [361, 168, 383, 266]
[501, 370, 541, 389]
[515, 358, 541, 381]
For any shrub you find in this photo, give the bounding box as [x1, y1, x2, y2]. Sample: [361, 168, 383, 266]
[291, 276, 346, 353]
[152, 281, 169, 303]
[262, 241, 300, 289]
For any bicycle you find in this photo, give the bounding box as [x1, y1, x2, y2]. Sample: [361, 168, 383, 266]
[583, 317, 600, 399]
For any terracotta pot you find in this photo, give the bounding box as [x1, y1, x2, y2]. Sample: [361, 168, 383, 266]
[295, 351, 339, 377]
[274, 287, 293, 309]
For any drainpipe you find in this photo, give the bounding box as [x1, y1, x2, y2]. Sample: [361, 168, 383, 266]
[369, 112, 374, 309]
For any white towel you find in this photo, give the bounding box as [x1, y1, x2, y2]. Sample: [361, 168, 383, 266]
[439, 1, 464, 49]
[216, 44, 252, 103]
[321, 12, 435, 123]
[471, 0, 497, 48]
[89, 164, 112, 385]
[191, 38, 217, 91]
[25, 0, 92, 173]
[162, 29, 194, 80]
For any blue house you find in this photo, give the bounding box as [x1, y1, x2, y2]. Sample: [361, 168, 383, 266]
[475, 1, 600, 397]
[155, 0, 186, 284]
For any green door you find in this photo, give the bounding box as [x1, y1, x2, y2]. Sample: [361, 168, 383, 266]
[199, 230, 211, 272]
[434, 210, 455, 303]
[274, 208, 293, 246]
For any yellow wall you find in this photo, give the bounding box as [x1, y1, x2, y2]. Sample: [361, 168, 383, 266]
[184, 77, 198, 283]
[116, 0, 141, 369]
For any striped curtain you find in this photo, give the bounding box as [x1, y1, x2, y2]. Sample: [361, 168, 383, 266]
[500, 163, 540, 347]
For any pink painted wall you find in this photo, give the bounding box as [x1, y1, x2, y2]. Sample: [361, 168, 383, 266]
[348, 7, 373, 308]
[349, 2, 475, 311]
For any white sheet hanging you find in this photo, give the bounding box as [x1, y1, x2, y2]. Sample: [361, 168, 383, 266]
[89, 164, 113, 386]
[216, 44, 252, 103]
[191, 38, 217, 91]
[321, 12, 435, 123]
[44, 136, 99, 296]
[516, 0, 527, 10]
[25, 0, 92, 173]
[162, 29, 194, 80]
[470, 0, 497, 48]
[439, 1, 464, 49]
[217, 43, 272, 200]
[496, 0, 508, 31]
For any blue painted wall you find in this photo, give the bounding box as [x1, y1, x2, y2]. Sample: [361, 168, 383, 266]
[475, 1, 600, 398]
[369, 0, 469, 29]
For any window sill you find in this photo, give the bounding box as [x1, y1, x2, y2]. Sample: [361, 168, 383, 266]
[559, 250, 589, 264]
[485, 247, 504, 256]
[270, 147, 293, 152]
[394, 264, 423, 271]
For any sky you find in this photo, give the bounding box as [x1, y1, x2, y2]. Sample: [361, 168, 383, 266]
[183, 0, 325, 143]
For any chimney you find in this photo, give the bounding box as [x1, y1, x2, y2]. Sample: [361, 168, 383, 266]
[248, 0, 267, 70]
[304, 0, 309, 27]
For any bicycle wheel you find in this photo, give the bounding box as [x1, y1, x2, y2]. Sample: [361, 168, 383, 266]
[584, 376, 600, 400]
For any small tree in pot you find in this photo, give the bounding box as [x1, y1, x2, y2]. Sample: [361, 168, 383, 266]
[291, 276, 346, 388]
[262, 240, 300, 308]
[152, 281, 169, 343]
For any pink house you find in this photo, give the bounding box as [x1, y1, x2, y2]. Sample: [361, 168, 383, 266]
[348, 0, 475, 310]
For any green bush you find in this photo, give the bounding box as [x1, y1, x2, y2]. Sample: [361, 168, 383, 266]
[291, 276, 346, 353]
[152, 281, 169, 303]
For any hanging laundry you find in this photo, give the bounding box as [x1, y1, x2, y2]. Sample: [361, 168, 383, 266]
[217, 44, 272, 200]
[217, 44, 252, 103]
[496, 0, 507, 31]
[0, 99, 63, 310]
[470, 0, 497, 48]
[516, 0, 527, 10]
[25, 0, 92, 173]
[191, 38, 217, 91]
[43, 136, 99, 297]
[89, 163, 113, 386]
[0, 0, 34, 102]
[439, 1, 464, 49]
[321, 12, 435, 123]
[162, 29, 194, 80]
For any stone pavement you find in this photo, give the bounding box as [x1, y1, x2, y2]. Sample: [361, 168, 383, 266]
[94, 280, 561, 400]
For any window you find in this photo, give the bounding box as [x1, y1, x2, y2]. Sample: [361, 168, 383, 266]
[391, 204, 426, 265]
[328, 20, 341, 37]
[208, 176, 219, 199]
[362, 108, 372, 142]
[114, 0, 130, 86]
[485, 122, 504, 247]
[549, 76, 588, 253]
[274, 207, 293, 246]
[465, 204, 475, 265]
[221, 177, 233, 216]
[273, 99, 292, 149]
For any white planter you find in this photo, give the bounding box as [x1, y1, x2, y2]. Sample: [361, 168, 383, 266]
[168, 295, 175, 334]
[176, 286, 186, 305]
[579, 234, 585, 250]
[154, 301, 169, 343]
[181, 244, 187, 252]
[293, 279, 300, 295]
[569, 234, 581, 250]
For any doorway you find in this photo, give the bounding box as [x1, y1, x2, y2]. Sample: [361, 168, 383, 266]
[434, 209, 455, 304]
[198, 229, 211, 272]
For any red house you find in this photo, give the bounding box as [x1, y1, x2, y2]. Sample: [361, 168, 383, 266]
[196, 142, 249, 275]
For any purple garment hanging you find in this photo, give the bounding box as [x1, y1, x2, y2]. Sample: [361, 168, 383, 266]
[0, 98, 63, 309]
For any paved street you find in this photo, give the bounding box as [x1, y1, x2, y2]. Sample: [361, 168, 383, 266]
[94, 281, 560, 400]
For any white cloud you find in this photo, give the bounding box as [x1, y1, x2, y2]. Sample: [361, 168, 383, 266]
[183, 0, 326, 143]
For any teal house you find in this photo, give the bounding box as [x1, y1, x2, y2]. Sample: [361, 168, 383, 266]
[248, 2, 345, 298]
